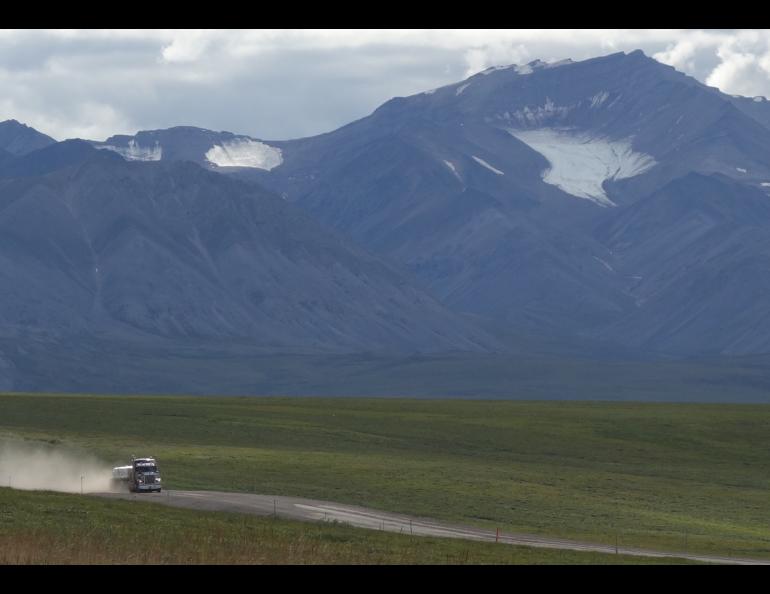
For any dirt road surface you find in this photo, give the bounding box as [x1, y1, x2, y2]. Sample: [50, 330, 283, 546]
[94, 490, 769, 565]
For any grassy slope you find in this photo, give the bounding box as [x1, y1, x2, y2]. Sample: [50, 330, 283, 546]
[0, 488, 693, 564]
[1, 393, 769, 559]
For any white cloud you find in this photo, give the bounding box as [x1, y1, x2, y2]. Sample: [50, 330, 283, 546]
[705, 31, 770, 97]
[161, 30, 214, 63]
[464, 43, 530, 77]
[0, 30, 770, 141]
[652, 30, 723, 72]
[0, 97, 131, 141]
[655, 40, 700, 73]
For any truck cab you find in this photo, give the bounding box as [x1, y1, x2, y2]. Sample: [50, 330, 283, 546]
[112, 457, 162, 493]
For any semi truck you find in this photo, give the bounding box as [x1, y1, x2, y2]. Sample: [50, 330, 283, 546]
[112, 457, 162, 493]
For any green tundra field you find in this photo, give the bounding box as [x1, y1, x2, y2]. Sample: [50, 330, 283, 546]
[0, 488, 690, 564]
[2, 392, 769, 562]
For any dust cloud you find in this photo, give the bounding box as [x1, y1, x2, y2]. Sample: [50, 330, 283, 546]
[0, 440, 121, 494]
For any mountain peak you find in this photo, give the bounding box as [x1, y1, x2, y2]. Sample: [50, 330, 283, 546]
[0, 119, 56, 155]
[0, 119, 48, 134]
[477, 57, 575, 77]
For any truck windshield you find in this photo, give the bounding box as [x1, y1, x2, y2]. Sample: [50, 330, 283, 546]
[136, 466, 158, 473]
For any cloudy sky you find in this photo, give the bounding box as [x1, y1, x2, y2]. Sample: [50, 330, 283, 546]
[2, 29, 770, 142]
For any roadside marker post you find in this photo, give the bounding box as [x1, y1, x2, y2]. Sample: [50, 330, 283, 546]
[496, 528, 500, 543]
[81, 476, 84, 495]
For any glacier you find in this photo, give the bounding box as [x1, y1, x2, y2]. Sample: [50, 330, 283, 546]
[507, 128, 657, 206]
[96, 139, 162, 161]
[205, 138, 283, 170]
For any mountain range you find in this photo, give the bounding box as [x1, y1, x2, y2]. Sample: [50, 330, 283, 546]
[3, 49, 770, 396]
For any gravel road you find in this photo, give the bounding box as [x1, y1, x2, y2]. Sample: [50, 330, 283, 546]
[94, 490, 769, 565]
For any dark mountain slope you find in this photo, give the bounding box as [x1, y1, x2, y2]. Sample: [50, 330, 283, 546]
[593, 173, 770, 354]
[0, 152, 497, 353]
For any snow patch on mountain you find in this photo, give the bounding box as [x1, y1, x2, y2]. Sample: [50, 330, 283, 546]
[479, 58, 572, 78]
[593, 256, 615, 273]
[456, 83, 471, 96]
[443, 160, 463, 183]
[205, 139, 283, 170]
[736, 167, 747, 173]
[590, 91, 610, 108]
[480, 62, 537, 76]
[472, 156, 504, 175]
[511, 98, 573, 127]
[546, 58, 574, 69]
[507, 128, 657, 207]
[96, 140, 162, 162]
[480, 65, 514, 76]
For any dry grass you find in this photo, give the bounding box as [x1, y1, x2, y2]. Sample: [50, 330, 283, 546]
[0, 530, 396, 564]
